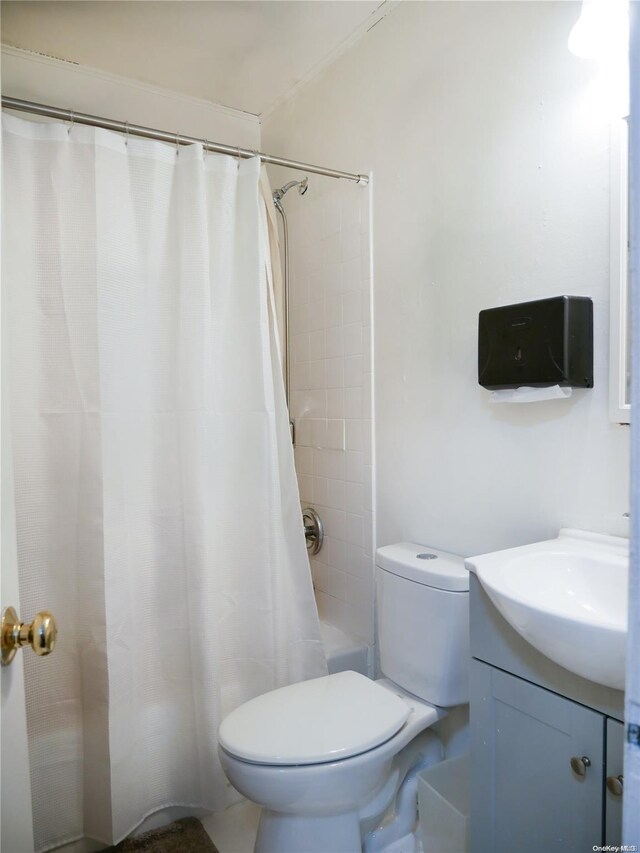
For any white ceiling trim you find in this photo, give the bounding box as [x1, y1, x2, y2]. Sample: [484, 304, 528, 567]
[259, 0, 400, 123]
[1, 43, 261, 126]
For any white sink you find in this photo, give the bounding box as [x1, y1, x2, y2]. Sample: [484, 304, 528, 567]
[465, 529, 628, 690]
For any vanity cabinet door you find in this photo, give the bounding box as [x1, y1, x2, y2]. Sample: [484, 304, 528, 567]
[605, 718, 624, 846]
[471, 660, 605, 853]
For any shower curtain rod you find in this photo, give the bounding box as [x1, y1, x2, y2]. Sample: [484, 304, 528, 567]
[1, 96, 370, 185]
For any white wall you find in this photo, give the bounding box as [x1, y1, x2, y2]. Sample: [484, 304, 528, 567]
[1, 45, 259, 150]
[263, 0, 630, 562]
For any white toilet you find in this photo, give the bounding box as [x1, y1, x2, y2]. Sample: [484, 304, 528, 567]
[218, 542, 470, 853]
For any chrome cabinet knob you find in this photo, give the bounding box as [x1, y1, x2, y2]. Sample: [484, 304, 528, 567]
[570, 756, 591, 776]
[606, 775, 624, 796]
[1, 606, 57, 666]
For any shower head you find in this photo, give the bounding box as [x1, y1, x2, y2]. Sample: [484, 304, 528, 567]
[273, 177, 309, 207]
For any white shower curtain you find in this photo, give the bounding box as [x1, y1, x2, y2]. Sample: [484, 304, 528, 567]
[2, 113, 327, 851]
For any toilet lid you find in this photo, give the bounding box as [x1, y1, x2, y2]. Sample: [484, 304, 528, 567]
[218, 671, 410, 766]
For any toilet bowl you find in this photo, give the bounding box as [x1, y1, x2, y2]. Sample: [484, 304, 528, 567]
[218, 543, 470, 853]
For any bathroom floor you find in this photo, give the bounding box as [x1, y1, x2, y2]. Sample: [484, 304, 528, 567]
[201, 802, 261, 853]
[106, 818, 219, 853]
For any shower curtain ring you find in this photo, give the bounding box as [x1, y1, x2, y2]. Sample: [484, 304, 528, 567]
[124, 121, 129, 147]
[67, 110, 75, 135]
[175, 132, 181, 156]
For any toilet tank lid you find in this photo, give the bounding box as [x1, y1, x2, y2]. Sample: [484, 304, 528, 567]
[376, 542, 469, 591]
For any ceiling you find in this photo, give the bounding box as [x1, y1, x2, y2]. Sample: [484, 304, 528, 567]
[0, 1, 385, 117]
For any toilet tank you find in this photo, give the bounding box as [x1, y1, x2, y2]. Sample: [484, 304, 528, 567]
[376, 543, 470, 707]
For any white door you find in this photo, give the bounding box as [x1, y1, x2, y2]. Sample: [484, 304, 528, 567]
[1, 333, 35, 851]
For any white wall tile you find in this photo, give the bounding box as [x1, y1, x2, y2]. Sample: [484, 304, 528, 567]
[346, 450, 364, 484]
[292, 389, 326, 420]
[362, 326, 372, 371]
[342, 291, 363, 325]
[326, 536, 348, 572]
[292, 361, 309, 391]
[362, 379, 372, 420]
[327, 388, 345, 419]
[325, 295, 343, 329]
[362, 419, 372, 457]
[321, 449, 346, 481]
[345, 543, 366, 578]
[344, 387, 363, 420]
[345, 419, 363, 452]
[290, 275, 310, 307]
[297, 473, 313, 503]
[292, 333, 310, 364]
[309, 329, 325, 361]
[341, 196, 361, 229]
[294, 446, 313, 475]
[325, 326, 344, 359]
[349, 602, 373, 645]
[322, 233, 341, 267]
[326, 419, 345, 451]
[325, 264, 342, 297]
[328, 566, 349, 602]
[327, 478, 347, 511]
[308, 360, 325, 390]
[345, 513, 364, 548]
[320, 506, 346, 542]
[295, 418, 312, 447]
[315, 589, 330, 620]
[322, 198, 341, 238]
[339, 225, 361, 263]
[363, 511, 374, 558]
[313, 476, 329, 507]
[346, 574, 367, 608]
[311, 559, 329, 594]
[321, 593, 347, 633]
[363, 466, 373, 512]
[308, 299, 325, 332]
[308, 270, 323, 303]
[283, 183, 373, 644]
[341, 256, 361, 290]
[325, 357, 344, 389]
[343, 323, 363, 357]
[344, 355, 363, 388]
[345, 481, 364, 515]
[311, 418, 328, 449]
[291, 303, 310, 334]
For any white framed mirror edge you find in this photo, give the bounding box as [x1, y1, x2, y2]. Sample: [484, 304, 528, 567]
[610, 115, 630, 424]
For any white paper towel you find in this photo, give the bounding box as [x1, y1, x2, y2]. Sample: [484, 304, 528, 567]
[489, 385, 573, 403]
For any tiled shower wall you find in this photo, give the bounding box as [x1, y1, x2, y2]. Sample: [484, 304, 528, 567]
[282, 177, 374, 643]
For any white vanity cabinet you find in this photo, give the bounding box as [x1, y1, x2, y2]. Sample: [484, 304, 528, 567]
[470, 576, 625, 853]
[605, 718, 625, 845]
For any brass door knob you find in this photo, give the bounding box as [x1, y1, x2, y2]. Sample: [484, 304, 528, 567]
[606, 775, 624, 796]
[570, 756, 591, 777]
[1, 606, 57, 666]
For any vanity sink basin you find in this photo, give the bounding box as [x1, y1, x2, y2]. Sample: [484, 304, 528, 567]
[465, 529, 628, 690]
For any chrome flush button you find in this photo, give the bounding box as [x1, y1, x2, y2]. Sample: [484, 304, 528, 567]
[416, 553, 438, 560]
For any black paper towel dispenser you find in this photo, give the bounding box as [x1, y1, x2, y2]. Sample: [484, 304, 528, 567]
[478, 296, 593, 390]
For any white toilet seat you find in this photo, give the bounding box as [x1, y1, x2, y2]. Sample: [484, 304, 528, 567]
[218, 670, 410, 766]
